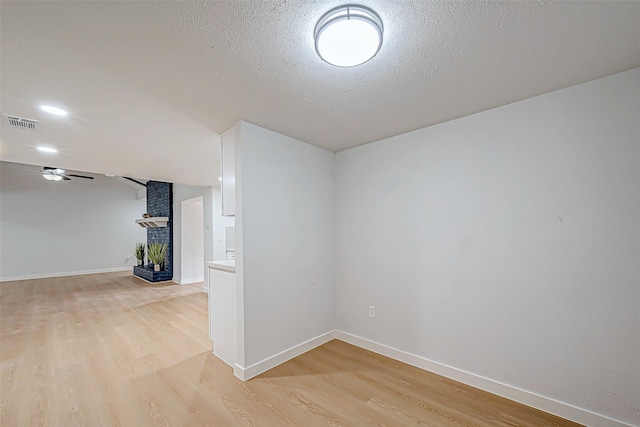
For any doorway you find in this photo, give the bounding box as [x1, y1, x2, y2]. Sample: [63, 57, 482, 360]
[180, 196, 204, 284]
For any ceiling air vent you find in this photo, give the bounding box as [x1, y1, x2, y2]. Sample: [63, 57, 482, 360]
[2, 114, 40, 132]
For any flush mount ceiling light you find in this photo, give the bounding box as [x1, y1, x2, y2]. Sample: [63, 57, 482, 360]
[40, 105, 68, 116]
[314, 4, 383, 67]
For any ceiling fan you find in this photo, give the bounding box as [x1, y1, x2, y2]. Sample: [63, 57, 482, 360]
[41, 167, 94, 181]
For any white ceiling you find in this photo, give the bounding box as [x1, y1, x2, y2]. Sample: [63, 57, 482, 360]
[1, 1, 639, 186]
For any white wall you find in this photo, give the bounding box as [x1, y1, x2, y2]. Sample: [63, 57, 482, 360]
[0, 162, 146, 281]
[334, 68, 640, 426]
[172, 184, 213, 285]
[236, 121, 335, 371]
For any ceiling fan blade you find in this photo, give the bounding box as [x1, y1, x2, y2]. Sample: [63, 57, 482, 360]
[66, 174, 94, 180]
[62, 176, 71, 181]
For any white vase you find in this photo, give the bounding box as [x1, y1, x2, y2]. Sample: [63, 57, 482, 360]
[154, 264, 160, 272]
[137, 259, 143, 266]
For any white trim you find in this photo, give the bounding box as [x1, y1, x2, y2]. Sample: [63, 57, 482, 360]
[233, 330, 335, 381]
[0, 267, 132, 282]
[334, 331, 634, 427]
[172, 277, 204, 285]
[202, 286, 209, 294]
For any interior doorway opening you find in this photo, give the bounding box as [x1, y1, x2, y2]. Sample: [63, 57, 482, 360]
[180, 196, 204, 284]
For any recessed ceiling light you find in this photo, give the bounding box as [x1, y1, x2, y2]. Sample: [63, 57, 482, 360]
[40, 105, 68, 116]
[314, 5, 383, 67]
[37, 146, 58, 153]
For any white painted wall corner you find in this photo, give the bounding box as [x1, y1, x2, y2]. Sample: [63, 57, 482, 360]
[233, 330, 335, 381]
[333, 331, 635, 427]
[225, 329, 632, 426]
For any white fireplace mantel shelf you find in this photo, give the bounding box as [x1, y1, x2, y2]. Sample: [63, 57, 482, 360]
[135, 217, 169, 228]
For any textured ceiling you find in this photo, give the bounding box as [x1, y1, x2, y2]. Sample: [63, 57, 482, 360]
[1, 1, 639, 186]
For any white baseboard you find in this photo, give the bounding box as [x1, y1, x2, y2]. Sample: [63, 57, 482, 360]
[173, 278, 204, 285]
[233, 330, 335, 381]
[172, 277, 204, 285]
[0, 267, 132, 282]
[334, 331, 633, 427]
[202, 286, 209, 293]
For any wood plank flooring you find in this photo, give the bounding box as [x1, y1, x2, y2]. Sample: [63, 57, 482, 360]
[1, 271, 582, 426]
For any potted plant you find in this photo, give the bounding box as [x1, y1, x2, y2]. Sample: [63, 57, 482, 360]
[134, 242, 145, 266]
[147, 242, 168, 272]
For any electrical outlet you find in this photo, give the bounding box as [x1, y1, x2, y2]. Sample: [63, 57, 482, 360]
[369, 306, 375, 318]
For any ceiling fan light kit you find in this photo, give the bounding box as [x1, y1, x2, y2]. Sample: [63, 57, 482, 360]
[42, 173, 64, 181]
[41, 167, 94, 182]
[314, 4, 383, 67]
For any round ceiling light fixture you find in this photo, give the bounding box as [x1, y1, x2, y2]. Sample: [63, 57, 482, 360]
[314, 4, 383, 67]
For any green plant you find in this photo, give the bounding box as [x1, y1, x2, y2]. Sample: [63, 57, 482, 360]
[134, 242, 145, 260]
[147, 242, 168, 265]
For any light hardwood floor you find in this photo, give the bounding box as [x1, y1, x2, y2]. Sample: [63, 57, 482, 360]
[1, 271, 582, 426]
